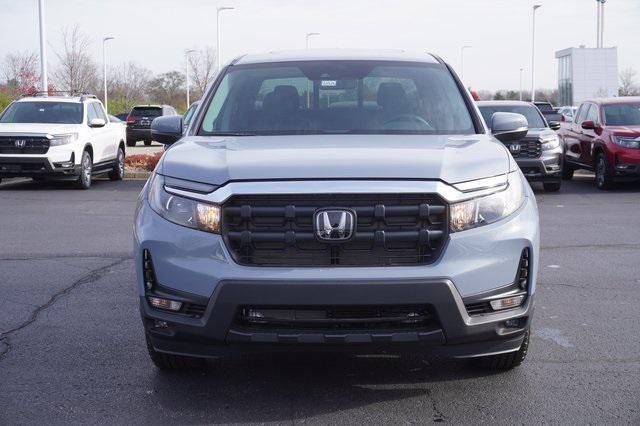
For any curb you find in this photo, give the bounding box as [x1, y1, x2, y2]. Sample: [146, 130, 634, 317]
[125, 170, 151, 180]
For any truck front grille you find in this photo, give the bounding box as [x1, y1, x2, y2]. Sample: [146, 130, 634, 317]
[507, 138, 541, 158]
[221, 193, 448, 266]
[0, 136, 50, 154]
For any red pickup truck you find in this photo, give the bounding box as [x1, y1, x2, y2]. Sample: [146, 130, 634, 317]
[558, 97, 640, 189]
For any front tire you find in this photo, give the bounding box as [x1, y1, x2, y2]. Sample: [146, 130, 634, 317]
[561, 159, 574, 180]
[145, 333, 205, 370]
[108, 147, 125, 181]
[543, 181, 561, 192]
[595, 152, 614, 190]
[474, 329, 530, 370]
[76, 151, 92, 190]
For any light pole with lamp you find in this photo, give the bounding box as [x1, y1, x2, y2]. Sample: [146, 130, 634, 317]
[102, 36, 114, 113]
[305, 32, 320, 49]
[216, 6, 235, 71]
[531, 4, 541, 102]
[185, 49, 195, 109]
[519, 68, 524, 101]
[37, 0, 48, 93]
[460, 45, 472, 81]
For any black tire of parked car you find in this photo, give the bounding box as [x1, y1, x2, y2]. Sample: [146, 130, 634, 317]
[595, 152, 614, 190]
[543, 181, 561, 192]
[561, 159, 574, 180]
[473, 328, 530, 370]
[76, 150, 93, 190]
[108, 147, 125, 181]
[144, 140, 152, 146]
[126, 140, 136, 147]
[145, 333, 206, 370]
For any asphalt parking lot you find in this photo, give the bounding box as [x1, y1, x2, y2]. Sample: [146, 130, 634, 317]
[0, 174, 639, 424]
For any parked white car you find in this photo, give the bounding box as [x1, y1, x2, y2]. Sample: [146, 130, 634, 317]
[0, 93, 126, 189]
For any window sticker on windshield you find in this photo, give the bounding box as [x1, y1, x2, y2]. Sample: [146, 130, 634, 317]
[321, 80, 337, 87]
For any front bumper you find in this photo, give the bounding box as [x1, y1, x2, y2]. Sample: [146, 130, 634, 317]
[515, 148, 562, 182]
[134, 180, 539, 359]
[127, 128, 152, 142]
[0, 155, 79, 179]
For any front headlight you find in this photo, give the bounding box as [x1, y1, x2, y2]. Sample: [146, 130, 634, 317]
[540, 135, 560, 150]
[611, 136, 640, 149]
[148, 174, 221, 233]
[450, 172, 525, 232]
[50, 133, 78, 146]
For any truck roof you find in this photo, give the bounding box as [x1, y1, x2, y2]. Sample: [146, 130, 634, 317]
[15, 96, 84, 103]
[233, 49, 441, 65]
[584, 96, 640, 106]
[476, 101, 535, 107]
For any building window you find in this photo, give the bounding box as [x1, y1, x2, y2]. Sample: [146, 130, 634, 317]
[558, 55, 573, 106]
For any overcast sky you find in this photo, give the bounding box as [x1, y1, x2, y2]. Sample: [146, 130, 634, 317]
[1, 0, 639, 91]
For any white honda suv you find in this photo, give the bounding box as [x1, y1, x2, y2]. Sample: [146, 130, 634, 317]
[0, 93, 126, 189]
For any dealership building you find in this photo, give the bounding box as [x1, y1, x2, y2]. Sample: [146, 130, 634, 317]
[555, 46, 618, 106]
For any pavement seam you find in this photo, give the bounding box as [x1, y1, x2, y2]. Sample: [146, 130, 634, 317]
[0, 257, 130, 362]
[0, 253, 132, 261]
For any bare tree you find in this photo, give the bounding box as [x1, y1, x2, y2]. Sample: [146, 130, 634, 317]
[109, 62, 152, 102]
[187, 47, 217, 98]
[2, 51, 40, 95]
[53, 25, 99, 93]
[619, 68, 639, 96]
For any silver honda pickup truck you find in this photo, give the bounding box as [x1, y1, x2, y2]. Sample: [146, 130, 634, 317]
[135, 49, 539, 371]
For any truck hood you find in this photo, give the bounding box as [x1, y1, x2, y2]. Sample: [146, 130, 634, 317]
[608, 125, 640, 135]
[0, 123, 79, 135]
[159, 134, 511, 186]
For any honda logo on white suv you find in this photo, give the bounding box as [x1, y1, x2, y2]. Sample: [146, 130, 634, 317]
[314, 209, 356, 241]
[14, 139, 27, 148]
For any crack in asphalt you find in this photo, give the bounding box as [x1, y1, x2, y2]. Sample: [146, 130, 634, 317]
[541, 243, 640, 251]
[0, 257, 130, 362]
[0, 252, 132, 261]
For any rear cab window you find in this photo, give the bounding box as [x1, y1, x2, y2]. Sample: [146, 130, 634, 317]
[131, 107, 163, 117]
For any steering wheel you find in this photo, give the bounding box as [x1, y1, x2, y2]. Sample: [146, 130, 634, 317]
[383, 114, 433, 130]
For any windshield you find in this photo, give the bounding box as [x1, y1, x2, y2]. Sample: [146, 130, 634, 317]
[478, 105, 546, 129]
[198, 61, 475, 136]
[0, 101, 83, 124]
[603, 103, 640, 125]
[130, 107, 162, 117]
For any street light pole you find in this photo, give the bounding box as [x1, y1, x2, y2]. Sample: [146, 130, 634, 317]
[600, 0, 605, 47]
[305, 32, 320, 49]
[531, 4, 541, 102]
[460, 45, 472, 81]
[216, 6, 235, 71]
[102, 36, 114, 113]
[37, 0, 48, 93]
[519, 68, 524, 101]
[185, 49, 195, 109]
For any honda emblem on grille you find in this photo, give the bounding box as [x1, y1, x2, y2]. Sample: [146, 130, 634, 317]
[14, 140, 27, 148]
[314, 209, 356, 242]
[509, 143, 521, 154]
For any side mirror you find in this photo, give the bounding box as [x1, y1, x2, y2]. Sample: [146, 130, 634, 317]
[151, 115, 183, 145]
[581, 120, 596, 130]
[548, 121, 561, 131]
[491, 112, 528, 143]
[89, 118, 106, 128]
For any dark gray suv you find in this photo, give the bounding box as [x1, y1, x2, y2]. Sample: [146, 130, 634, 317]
[478, 101, 563, 192]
